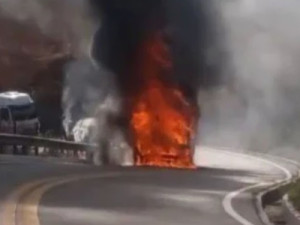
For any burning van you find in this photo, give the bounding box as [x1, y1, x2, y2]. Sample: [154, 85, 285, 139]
[66, 0, 223, 168]
[89, 0, 207, 168]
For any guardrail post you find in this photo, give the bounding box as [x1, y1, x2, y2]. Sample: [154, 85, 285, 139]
[0, 133, 98, 161]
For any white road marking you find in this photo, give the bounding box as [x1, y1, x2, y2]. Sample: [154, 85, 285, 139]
[223, 183, 266, 225]
[214, 149, 293, 225]
[2, 147, 298, 225]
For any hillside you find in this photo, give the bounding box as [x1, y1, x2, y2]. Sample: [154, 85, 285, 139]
[0, 14, 71, 134]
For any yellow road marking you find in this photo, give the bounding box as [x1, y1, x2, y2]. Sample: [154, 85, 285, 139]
[2, 173, 120, 225]
[2, 179, 55, 225]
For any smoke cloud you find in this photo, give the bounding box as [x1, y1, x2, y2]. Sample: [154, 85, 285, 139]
[200, 0, 300, 159]
[62, 58, 133, 165]
[89, 0, 225, 165]
[90, 0, 225, 101]
[62, 59, 111, 137]
[0, 0, 97, 56]
[3, 0, 300, 161]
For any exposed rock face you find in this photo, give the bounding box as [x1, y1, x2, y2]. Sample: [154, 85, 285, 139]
[0, 14, 71, 134]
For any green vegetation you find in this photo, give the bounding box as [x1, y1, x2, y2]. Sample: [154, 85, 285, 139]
[288, 180, 300, 210]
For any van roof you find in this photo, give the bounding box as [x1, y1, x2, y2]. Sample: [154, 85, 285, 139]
[0, 91, 33, 106]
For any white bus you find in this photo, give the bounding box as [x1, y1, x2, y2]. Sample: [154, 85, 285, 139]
[0, 91, 40, 136]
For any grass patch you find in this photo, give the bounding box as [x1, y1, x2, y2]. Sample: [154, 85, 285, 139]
[288, 180, 300, 211]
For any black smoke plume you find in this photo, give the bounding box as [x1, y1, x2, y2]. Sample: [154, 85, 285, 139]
[89, 0, 226, 164]
[90, 0, 225, 98]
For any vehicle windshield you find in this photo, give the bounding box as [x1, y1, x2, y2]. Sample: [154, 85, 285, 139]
[0, 108, 10, 121]
[9, 103, 38, 121]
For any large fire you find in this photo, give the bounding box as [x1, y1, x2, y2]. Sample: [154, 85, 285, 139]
[130, 32, 197, 168]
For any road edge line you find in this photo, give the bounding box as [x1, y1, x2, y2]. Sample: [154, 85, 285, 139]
[2, 178, 57, 225]
[216, 149, 293, 225]
[283, 194, 300, 221]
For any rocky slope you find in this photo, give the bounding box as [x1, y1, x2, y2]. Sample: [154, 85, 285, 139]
[0, 14, 71, 134]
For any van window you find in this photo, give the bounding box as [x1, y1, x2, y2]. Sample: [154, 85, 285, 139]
[0, 108, 10, 121]
[9, 103, 37, 121]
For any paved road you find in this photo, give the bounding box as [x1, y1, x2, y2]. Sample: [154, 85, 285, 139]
[0, 147, 298, 225]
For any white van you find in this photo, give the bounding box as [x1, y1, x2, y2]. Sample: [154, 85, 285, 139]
[0, 91, 40, 136]
[72, 118, 98, 144]
[71, 117, 133, 166]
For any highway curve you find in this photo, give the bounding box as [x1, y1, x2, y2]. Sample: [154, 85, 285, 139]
[0, 147, 298, 225]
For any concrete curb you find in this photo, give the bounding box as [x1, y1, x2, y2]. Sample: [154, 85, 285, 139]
[251, 153, 300, 225]
[283, 194, 300, 222]
[257, 171, 300, 224]
[202, 146, 300, 225]
[256, 181, 289, 225]
[256, 191, 273, 225]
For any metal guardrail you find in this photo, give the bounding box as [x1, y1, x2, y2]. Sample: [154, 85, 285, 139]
[0, 133, 98, 156]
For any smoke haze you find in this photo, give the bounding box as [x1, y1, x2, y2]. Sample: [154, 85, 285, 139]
[89, 0, 227, 165]
[0, 0, 97, 56]
[2, 0, 300, 160]
[200, 0, 300, 159]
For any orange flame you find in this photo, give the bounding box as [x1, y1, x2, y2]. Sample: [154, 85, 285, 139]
[130, 32, 197, 168]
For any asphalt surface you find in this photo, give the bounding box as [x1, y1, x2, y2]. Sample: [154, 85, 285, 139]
[0, 147, 298, 225]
